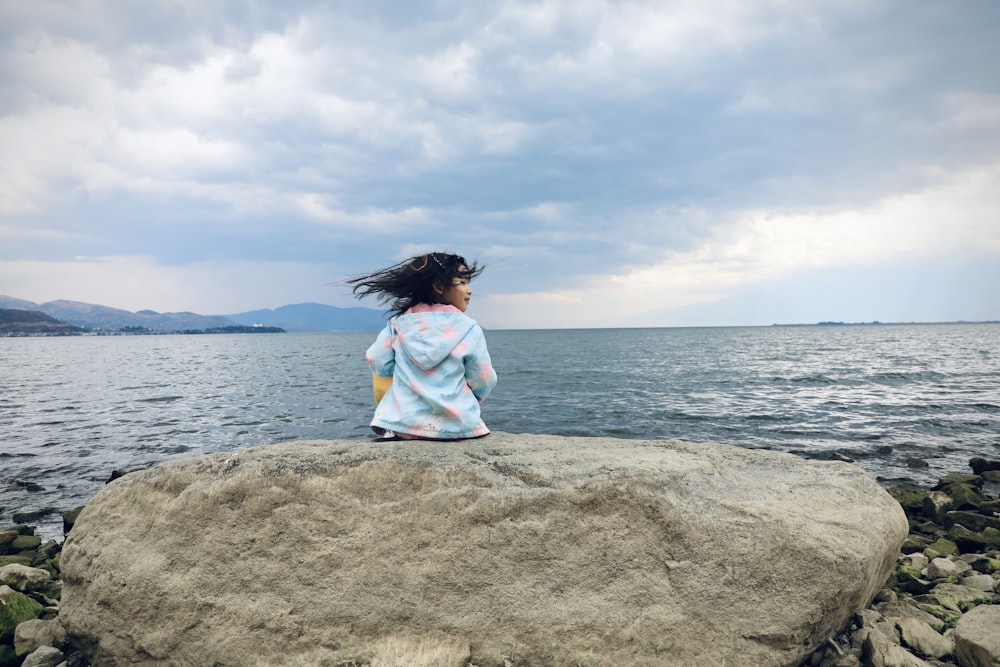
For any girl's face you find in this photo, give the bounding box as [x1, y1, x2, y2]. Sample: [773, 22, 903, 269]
[436, 267, 473, 312]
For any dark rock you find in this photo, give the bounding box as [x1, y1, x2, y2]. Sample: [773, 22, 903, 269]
[926, 537, 959, 556]
[910, 519, 942, 536]
[106, 469, 143, 483]
[977, 499, 1000, 514]
[946, 510, 1000, 533]
[0, 556, 32, 567]
[960, 554, 1000, 574]
[901, 535, 933, 553]
[906, 456, 929, 469]
[902, 577, 936, 595]
[888, 484, 928, 517]
[11, 536, 41, 552]
[62, 507, 84, 536]
[30, 541, 60, 570]
[11, 509, 59, 525]
[934, 474, 984, 490]
[948, 524, 988, 553]
[0, 530, 17, 556]
[0, 586, 44, 642]
[950, 483, 988, 510]
[969, 457, 1000, 475]
[921, 491, 953, 524]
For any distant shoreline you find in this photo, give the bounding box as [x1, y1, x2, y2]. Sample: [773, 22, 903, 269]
[772, 320, 1000, 327]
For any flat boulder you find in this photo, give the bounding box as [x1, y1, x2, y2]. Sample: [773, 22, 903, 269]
[59, 432, 907, 666]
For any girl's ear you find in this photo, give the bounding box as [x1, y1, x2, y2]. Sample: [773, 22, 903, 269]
[432, 281, 445, 296]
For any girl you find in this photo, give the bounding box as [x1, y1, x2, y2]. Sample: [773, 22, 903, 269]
[348, 252, 497, 440]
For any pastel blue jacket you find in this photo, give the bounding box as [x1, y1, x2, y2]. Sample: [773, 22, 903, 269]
[366, 304, 497, 439]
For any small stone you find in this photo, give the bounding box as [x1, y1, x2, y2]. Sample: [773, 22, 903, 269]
[877, 600, 947, 633]
[954, 604, 1000, 667]
[968, 458, 1000, 476]
[0, 530, 19, 555]
[20, 645, 64, 667]
[911, 520, 940, 536]
[61, 506, 84, 536]
[10, 535, 41, 552]
[947, 510, 1000, 533]
[0, 564, 51, 593]
[959, 573, 996, 592]
[926, 558, 960, 580]
[948, 523, 988, 552]
[902, 553, 930, 570]
[14, 618, 67, 657]
[960, 554, 1000, 574]
[922, 492, 953, 524]
[902, 535, 931, 553]
[821, 655, 861, 667]
[0, 585, 44, 642]
[935, 474, 984, 489]
[948, 484, 987, 510]
[925, 538, 959, 558]
[913, 602, 963, 628]
[903, 577, 936, 595]
[0, 554, 32, 567]
[861, 626, 933, 667]
[874, 588, 897, 604]
[890, 485, 930, 517]
[896, 617, 954, 659]
[925, 582, 993, 613]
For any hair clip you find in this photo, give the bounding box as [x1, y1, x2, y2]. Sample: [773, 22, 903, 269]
[431, 254, 448, 271]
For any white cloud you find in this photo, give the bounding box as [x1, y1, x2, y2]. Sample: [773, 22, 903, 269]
[1, 1, 998, 327]
[481, 162, 1000, 328]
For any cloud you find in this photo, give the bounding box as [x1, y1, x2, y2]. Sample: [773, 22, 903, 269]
[0, 1, 998, 327]
[481, 162, 1000, 328]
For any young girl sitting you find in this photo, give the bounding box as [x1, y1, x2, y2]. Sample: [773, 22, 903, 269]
[348, 252, 497, 440]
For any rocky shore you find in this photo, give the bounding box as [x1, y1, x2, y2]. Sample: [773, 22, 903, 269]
[2, 456, 998, 667]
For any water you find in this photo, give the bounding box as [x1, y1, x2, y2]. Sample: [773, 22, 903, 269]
[3, 324, 999, 541]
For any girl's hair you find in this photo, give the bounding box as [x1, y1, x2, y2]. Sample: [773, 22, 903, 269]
[348, 252, 483, 317]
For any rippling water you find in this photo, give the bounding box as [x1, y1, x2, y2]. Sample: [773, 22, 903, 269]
[3, 324, 999, 540]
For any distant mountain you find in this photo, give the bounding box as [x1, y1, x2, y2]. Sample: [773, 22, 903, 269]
[226, 302, 387, 332]
[0, 295, 237, 332]
[0, 295, 386, 333]
[0, 308, 85, 335]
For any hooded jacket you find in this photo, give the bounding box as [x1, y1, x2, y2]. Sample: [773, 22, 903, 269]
[366, 303, 497, 439]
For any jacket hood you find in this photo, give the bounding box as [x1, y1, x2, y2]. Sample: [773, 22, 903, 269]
[393, 304, 477, 370]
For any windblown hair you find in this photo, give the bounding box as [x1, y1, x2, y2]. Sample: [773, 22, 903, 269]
[348, 252, 483, 317]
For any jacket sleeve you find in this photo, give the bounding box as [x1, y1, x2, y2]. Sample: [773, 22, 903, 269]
[463, 325, 497, 401]
[366, 323, 395, 378]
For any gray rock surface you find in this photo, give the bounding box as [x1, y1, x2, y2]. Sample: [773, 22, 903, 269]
[954, 604, 1000, 667]
[13, 618, 68, 657]
[59, 433, 908, 667]
[0, 564, 51, 592]
[20, 645, 64, 667]
[896, 616, 953, 659]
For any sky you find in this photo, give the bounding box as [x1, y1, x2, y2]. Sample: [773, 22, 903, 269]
[1, 1, 998, 329]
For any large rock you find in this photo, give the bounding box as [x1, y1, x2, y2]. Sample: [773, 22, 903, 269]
[954, 604, 1000, 667]
[59, 433, 908, 666]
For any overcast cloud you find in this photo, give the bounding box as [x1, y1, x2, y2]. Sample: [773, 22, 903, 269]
[1, 0, 998, 328]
